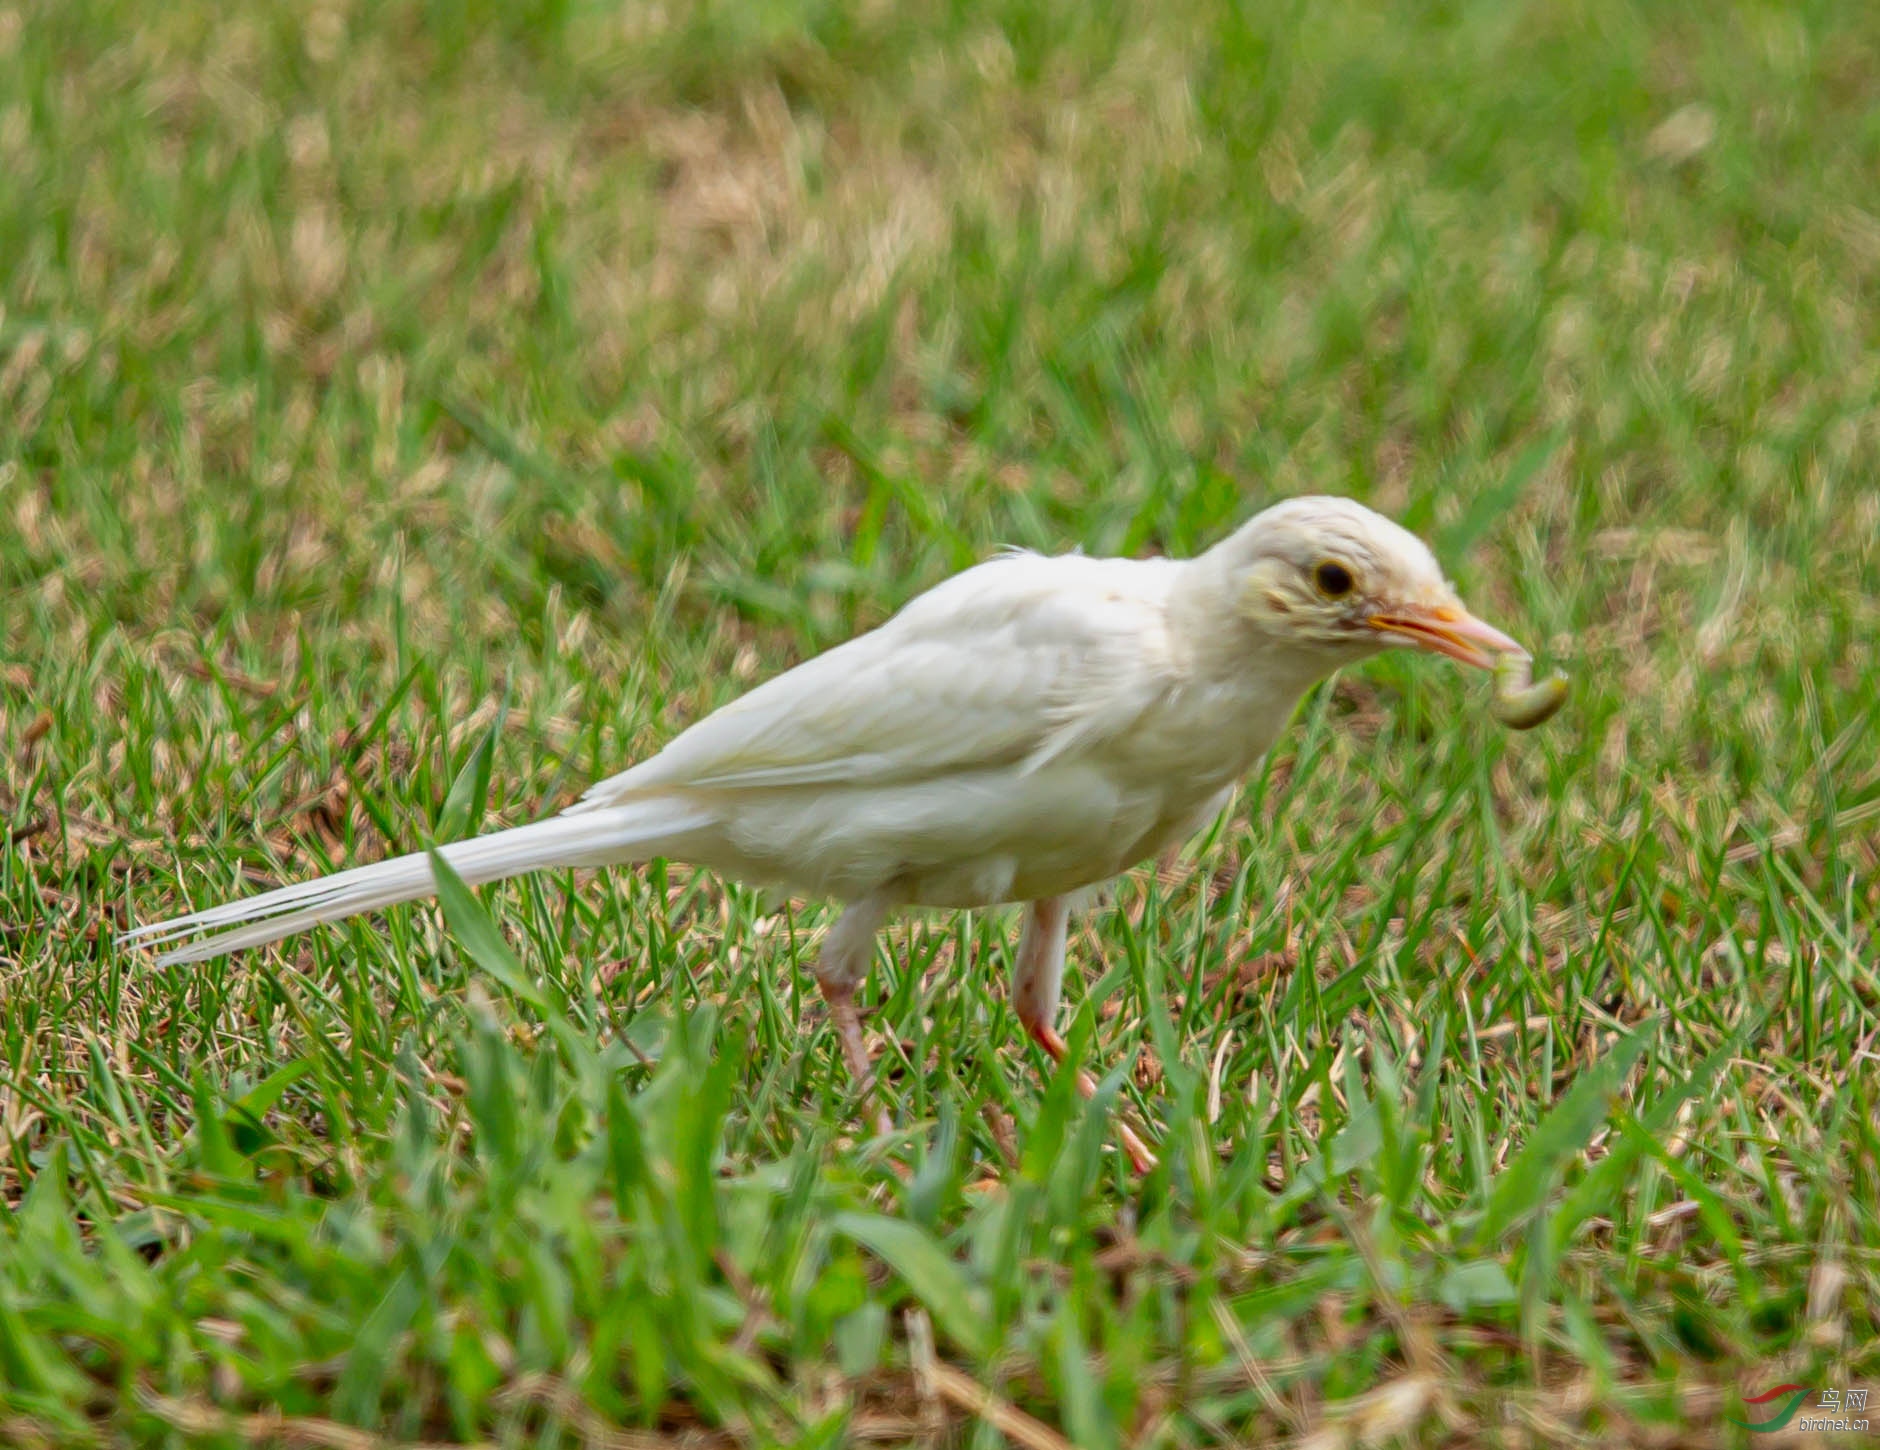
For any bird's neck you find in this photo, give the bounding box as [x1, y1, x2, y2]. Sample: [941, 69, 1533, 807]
[1166, 550, 1347, 701]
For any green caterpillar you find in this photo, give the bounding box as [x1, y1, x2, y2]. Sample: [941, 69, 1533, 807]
[1490, 653, 1568, 730]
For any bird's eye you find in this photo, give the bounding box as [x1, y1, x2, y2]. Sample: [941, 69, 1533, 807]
[1314, 560, 1355, 598]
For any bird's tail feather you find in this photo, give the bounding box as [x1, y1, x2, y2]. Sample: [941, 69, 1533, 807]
[123, 800, 712, 966]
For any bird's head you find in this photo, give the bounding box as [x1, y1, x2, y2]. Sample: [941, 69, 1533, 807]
[1209, 495, 1522, 673]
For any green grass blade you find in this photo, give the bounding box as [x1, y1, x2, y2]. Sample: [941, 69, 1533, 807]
[1473, 1024, 1655, 1249]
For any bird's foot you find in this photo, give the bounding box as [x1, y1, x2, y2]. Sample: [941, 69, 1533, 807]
[821, 980, 896, 1140]
[1027, 1022, 1159, 1175]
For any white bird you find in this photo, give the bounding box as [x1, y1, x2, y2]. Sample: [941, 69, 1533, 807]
[128, 495, 1534, 1169]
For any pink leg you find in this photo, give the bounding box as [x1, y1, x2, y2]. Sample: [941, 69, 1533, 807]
[1013, 897, 1157, 1174]
[814, 895, 895, 1137]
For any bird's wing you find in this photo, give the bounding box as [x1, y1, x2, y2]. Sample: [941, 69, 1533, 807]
[574, 553, 1182, 807]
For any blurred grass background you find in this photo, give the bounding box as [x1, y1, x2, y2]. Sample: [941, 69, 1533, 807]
[2, 0, 1878, 1444]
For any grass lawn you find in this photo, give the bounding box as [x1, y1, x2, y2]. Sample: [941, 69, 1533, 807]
[3, 0, 1878, 1443]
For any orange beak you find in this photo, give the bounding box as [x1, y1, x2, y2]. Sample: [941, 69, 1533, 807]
[1368, 604, 1522, 670]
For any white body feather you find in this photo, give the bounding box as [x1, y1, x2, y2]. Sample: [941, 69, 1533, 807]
[129, 498, 1453, 965]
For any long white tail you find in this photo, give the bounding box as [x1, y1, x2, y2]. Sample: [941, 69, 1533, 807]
[123, 800, 713, 966]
